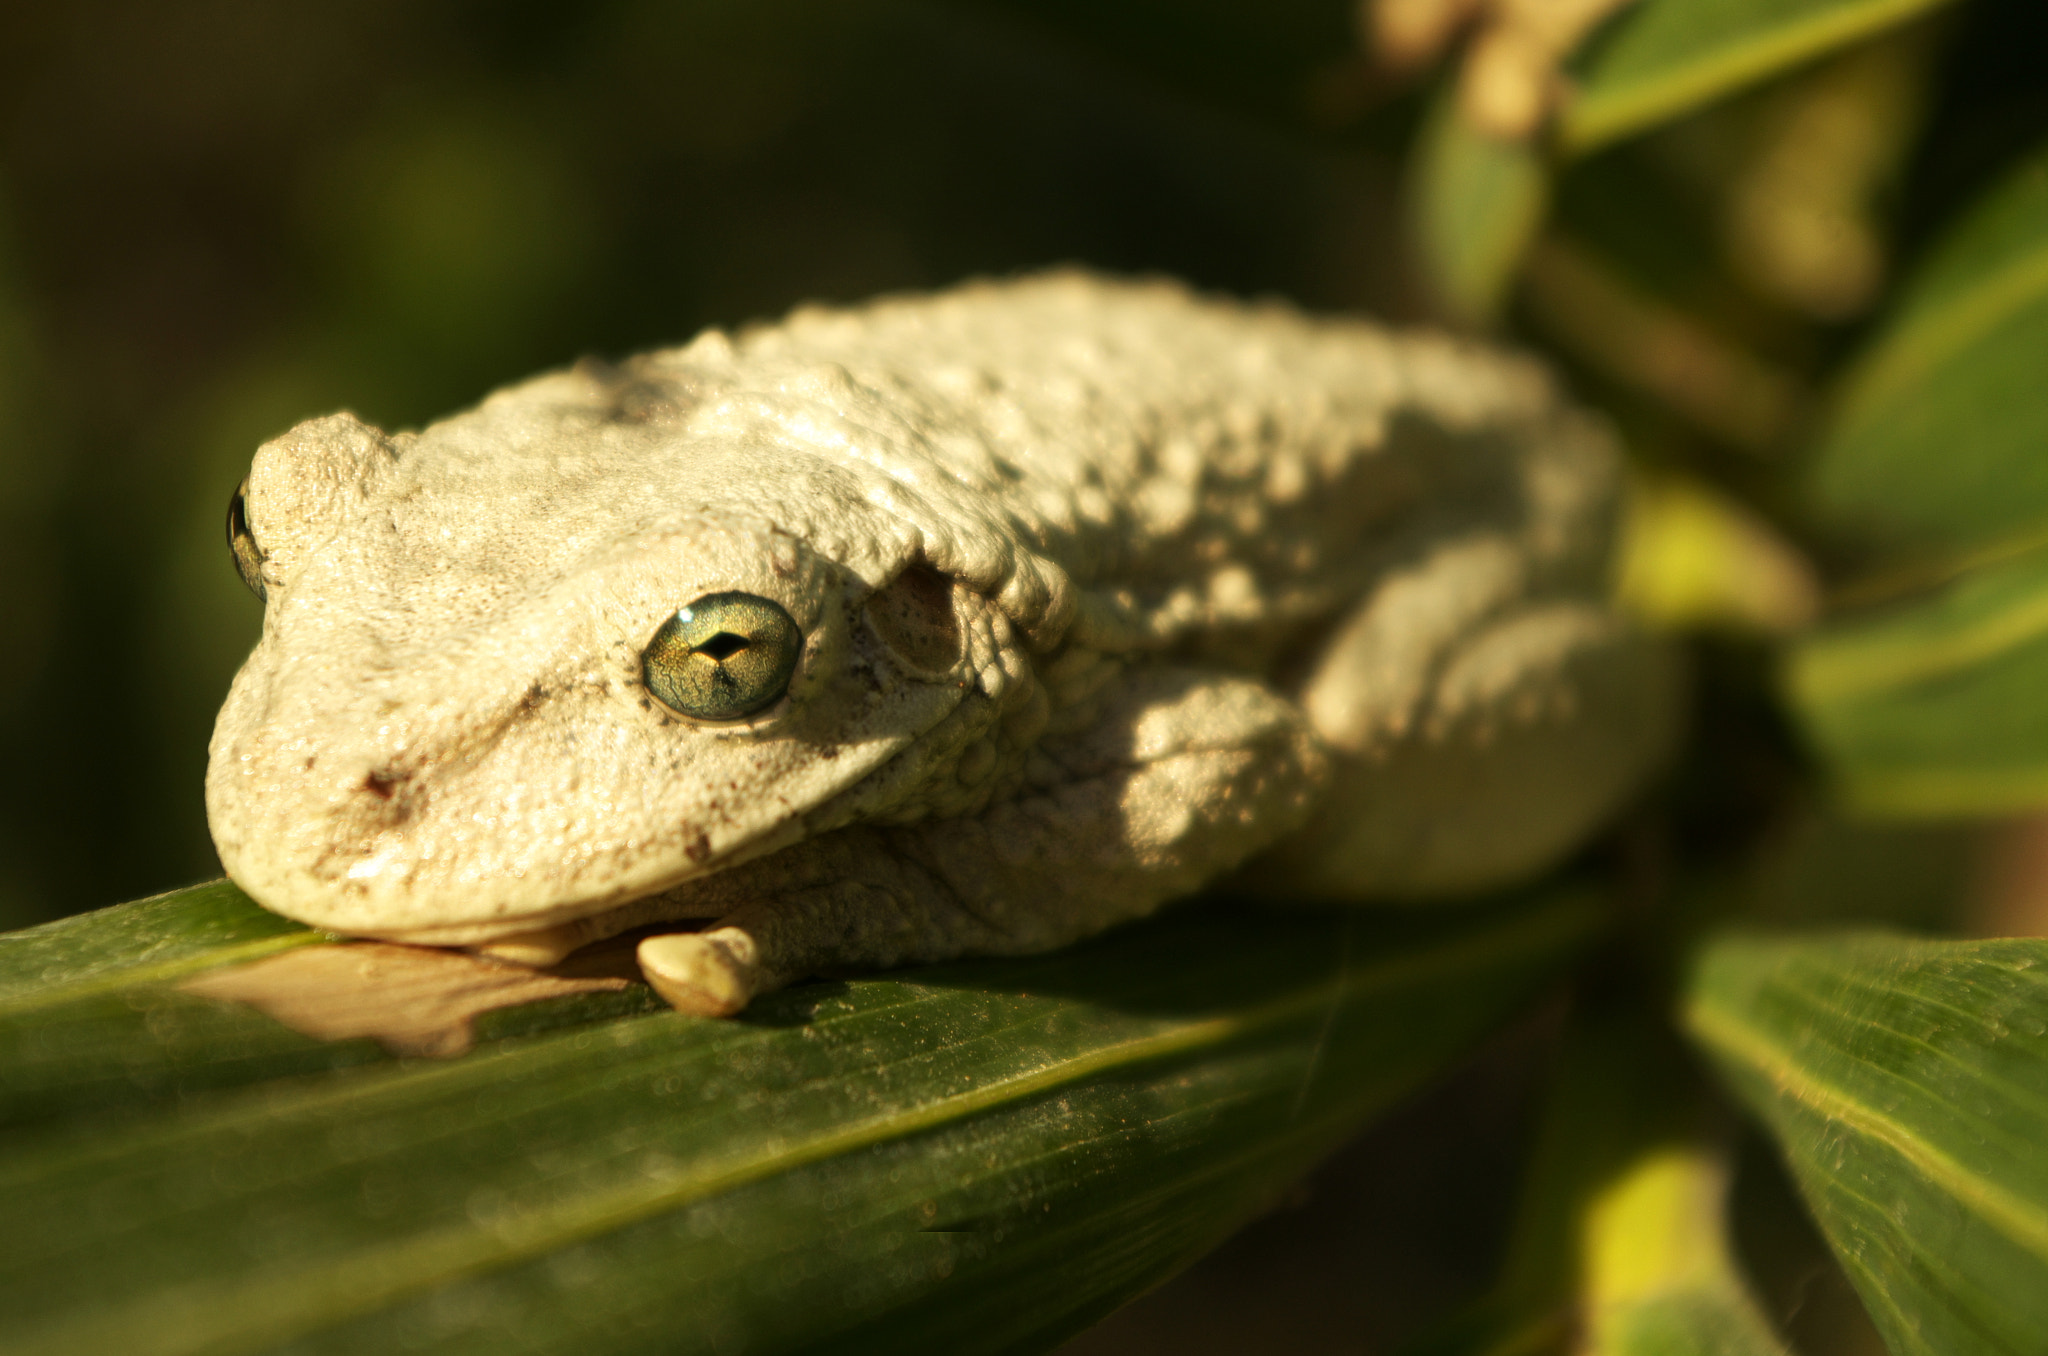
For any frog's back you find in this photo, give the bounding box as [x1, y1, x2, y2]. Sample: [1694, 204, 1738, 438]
[656, 271, 1619, 659]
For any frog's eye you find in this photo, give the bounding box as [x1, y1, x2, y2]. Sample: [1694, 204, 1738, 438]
[226, 479, 267, 602]
[641, 592, 803, 721]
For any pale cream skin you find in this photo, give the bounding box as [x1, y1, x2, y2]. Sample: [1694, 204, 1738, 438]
[207, 272, 1679, 1016]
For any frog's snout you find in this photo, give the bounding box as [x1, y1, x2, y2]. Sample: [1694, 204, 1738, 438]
[205, 650, 630, 942]
[204, 630, 801, 949]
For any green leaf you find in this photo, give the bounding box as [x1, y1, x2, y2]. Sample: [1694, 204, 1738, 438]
[1411, 85, 1549, 325]
[0, 882, 1601, 1356]
[0, 879, 320, 1005]
[1577, 1145, 1789, 1356]
[0, 883, 663, 1130]
[1685, 930, 2048, 1356]
[1561, 0, 1958, 155]
[0, 885, 365, 1127]
[1812, 143, 2048, 548]
[1410, 1001, 1786, 1356]
[1786, 544, 2048, 815]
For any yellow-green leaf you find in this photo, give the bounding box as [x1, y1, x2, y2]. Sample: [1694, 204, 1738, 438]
[1561, 0, 1958, 155]
[1787, 544, 2048, 815]
[1813, 142, 2048, 549]
[1579, 1145, 1788, 1356]
[1686, 930, 2048, 1356]
[0, 881, 1600, 1356]
[1616, 472, 1818, 636]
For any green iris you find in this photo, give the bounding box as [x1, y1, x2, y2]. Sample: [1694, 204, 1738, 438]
[641, 593, 803, 721]
[226, 480, 267, 601]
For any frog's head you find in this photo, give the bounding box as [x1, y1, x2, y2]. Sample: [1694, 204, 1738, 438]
[205, 407, 979, 949]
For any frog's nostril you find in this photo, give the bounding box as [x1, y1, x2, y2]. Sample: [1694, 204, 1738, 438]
[363, 768, 405, 800]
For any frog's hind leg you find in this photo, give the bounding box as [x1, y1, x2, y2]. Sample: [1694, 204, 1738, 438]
[636, 666, 1331, 1016]
[1277, 571, 1683, 901]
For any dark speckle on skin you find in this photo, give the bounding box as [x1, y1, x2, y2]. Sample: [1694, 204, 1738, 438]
[515, 682, 550, 716]
[684, 830, 713, 863]
[364, 769, 402, 800]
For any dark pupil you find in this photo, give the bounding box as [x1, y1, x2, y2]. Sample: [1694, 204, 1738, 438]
[696, 632, 750, 662]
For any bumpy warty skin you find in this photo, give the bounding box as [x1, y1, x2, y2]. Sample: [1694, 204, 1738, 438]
[207, 271, 1675, 985]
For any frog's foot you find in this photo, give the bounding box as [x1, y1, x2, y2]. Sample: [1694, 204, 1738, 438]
[636, 928, 780, 1017]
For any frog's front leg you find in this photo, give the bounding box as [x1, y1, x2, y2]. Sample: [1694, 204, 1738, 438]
[636, 666, 1330, 1016]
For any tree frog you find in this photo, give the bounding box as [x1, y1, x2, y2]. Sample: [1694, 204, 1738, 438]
[208, 272, 1678, 1016]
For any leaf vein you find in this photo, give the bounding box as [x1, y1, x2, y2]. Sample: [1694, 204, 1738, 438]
[1686, 997, 2048, 1262]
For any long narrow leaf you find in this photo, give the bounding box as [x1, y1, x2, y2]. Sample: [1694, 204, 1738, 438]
[1685, 930, 2048, 1356]
[1560, 0, 1956, 155]
[1578, 1144, 1789, 1356]
[0, 882, 1600, 1356]
[0, 884, 387, 1128]
[1787, 544, 2048, 814]
[0, 879, 321, 1003]
[1812, 143, 2048, 548]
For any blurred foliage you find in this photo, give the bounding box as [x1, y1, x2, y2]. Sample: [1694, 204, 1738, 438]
[1813, 140, 2048, 546]
[5, 0, 2048, 1352]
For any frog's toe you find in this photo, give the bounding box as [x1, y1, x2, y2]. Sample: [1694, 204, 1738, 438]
[637, 928, 770, 1017]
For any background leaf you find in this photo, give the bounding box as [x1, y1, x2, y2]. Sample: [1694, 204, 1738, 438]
[1407, 1000, 1786, 1356]
[1561, 0, 1959, 155]
[1787, 543, 2048, 815]
[1410, 86, 1549, 324]
[0, 882, 1600, 1356]
[1685, 929, 2048, 1356]
[1578, 1145, 1788, 1356]
[1812, 141, 2048, 549]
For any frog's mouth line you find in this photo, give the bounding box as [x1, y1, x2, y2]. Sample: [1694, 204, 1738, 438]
[271, 812, 809, 964]
[440, 894, 735, 969]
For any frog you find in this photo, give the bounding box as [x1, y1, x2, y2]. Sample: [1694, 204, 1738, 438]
[207, 271, 1680, 1017]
